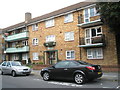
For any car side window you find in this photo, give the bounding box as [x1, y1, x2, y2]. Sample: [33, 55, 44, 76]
[55, 61, 69, 68]
[7, 62, 11, 67]
[2, 62, 7, 66]
[68, 61, 79, 67]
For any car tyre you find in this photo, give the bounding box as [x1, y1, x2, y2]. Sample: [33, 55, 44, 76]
[74, 73, 85, 84]
[12, 71, 16, 77]
[26, 74, 30, 76]
[1, 71, 4, 75]
[43, 72, 50, 81]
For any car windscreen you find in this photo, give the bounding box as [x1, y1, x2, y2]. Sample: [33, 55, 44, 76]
[11, 62, 21, 66]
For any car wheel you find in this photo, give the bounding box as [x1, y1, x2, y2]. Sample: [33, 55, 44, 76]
[12, 71, 16, 77]
[1, 71, 4, 75]
[74, 73, 85, 84]
[43, 72, 50, 81]
[26, 74, 30, 76]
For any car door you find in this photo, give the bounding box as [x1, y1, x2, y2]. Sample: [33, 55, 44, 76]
[6, 62, 12, 74]
[1, 61, 7, 73]
[64, 61, 80, 80]
[50, 61, 69, 79]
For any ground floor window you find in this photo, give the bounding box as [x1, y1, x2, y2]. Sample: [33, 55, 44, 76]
[87, 48, 103, 59]
[22, 53, 29, 60]
[33, 53, 39, 60]
[66, 50, 75, 60]
[12, 54, 19, 60]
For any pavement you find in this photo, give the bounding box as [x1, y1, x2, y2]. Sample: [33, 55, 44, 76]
[31, 70, 120, 82]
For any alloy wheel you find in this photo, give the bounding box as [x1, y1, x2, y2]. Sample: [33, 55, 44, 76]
[74, 73, 85, 84]
[43, 72, 50, 81]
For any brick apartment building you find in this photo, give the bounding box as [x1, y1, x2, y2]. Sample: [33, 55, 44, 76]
[1, 2, 119, 67]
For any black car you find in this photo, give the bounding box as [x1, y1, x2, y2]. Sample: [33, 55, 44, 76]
[40, 60, 102, 84]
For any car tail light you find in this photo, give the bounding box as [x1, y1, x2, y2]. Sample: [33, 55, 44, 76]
[86, 66, 95, 70]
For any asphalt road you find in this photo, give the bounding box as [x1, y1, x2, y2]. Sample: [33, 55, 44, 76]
[1, 72, 119, 89]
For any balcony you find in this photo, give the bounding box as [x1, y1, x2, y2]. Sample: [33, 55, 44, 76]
[4, 46, 29, 53]
[44, 42, 56, 47]
[79, 35, 105, 48]
[5, 31, 29, 42]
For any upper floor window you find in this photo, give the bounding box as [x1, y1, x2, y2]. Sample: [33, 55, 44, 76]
[45, 19, 54, 28]
[84, 7, 100, 23]
[65, 31, 74, 41]
[32, 24, 38, 31]
[22, 40, 28, 46]
[64, 13, 73, 23]
[46, 35, 55, 42]
[85, 26, 102, 44]
[32, 38, 38, 45]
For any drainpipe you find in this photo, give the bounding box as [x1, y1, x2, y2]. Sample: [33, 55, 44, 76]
[78, 13, 82, 60]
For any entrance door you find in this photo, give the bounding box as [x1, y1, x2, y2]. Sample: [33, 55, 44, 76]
[45, 51, 58, 65]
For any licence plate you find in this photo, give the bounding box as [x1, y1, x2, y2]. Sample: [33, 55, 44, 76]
[98, 72, 102, 74]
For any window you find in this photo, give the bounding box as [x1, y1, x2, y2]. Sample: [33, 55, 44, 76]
[33, 53, 39, 60]
[45, 19, 54, 28]
[46, 35, 55, 42]
[32, 24, 38, 31]
[84, 7, 100, 23]
[65, 32, 74, 41]
[87, 48, 103, 59]
[32, 38, 38, 45]
[22, 40, 28, 46]
[55, 61, 69, 68]
[84, 8, 90, 23]
[85, 26, 102, 44]
[2, 62, 7, 66]
[22, 53, 29, 60]
[12, 54, 19, 60]
[68, 61, 79, 67]
[64, 13, 73, 23]
[66, 50, 75, 60]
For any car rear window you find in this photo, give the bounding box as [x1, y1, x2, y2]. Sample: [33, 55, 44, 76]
[77, 61, 91, 65]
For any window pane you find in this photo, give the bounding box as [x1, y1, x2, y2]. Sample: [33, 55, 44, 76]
[91, 28, 96, 37]
[55, 61, 69, 68]
[71, 51, 75, 59]
[90, 7, 94, 17]
[85, 9, 89, 18]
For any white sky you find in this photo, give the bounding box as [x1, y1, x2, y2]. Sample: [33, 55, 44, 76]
[0, 0, 85, 28]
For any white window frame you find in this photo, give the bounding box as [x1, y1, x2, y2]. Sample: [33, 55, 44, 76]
[22, 40, 28, 46]
[32, 24, 38, 31]
[84, 7, 100, 23]
[12, 54, 19, 60]
[32, 38, 39, 45]
[45, 19, 54, 28]
[33, 53, 39, 60]
[65, 31, 74, 41]
[46, 35, 55, 42]
[66, 50, 75, 60]
[22, 53, 29, 60]
[85, 26, 102, 44]
[64, 13, 73, 23]
[87, 48, 103, 59]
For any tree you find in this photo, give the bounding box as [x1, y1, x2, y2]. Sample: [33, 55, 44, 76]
[96, 2, 120, 33]
[96, 2, 120, 65]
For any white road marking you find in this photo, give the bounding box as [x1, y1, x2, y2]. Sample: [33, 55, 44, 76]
[48, 81, 83, 87]
[116, 86, 120, 89]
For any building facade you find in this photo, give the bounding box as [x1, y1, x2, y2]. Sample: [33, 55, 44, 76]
[2, 2, 118, 66]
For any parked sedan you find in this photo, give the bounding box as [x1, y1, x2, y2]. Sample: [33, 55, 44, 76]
[41, 60, 102, 84]
[1, 61, 32, 77]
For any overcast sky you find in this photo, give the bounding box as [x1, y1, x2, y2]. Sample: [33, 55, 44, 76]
[0, 0, 86, 28]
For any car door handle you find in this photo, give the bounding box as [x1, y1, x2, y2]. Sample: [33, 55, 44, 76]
[64, 68, 68, 71]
